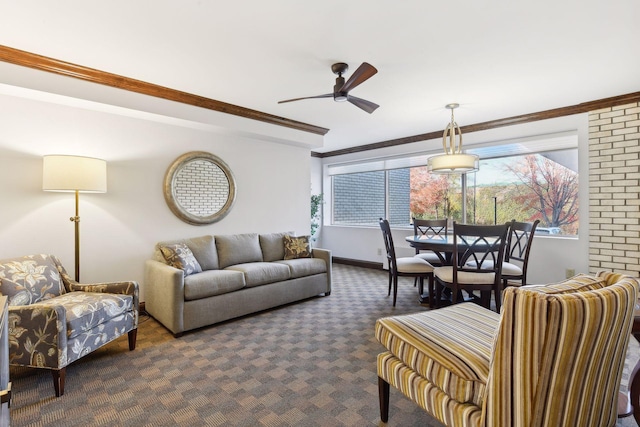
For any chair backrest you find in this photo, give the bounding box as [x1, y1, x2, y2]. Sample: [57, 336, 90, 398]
[485, 271, 639, 427]
[505, 219, 539, 264]
[379, 219, 398, 273]
[412, 218, 448, 238]
[452, 222, 509, 283]
[0, 254, 68, 306]
[412, 218, 448, 254]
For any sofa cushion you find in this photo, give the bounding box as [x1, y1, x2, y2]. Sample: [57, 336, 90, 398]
[183, 270, 246, 300]
[0, 254, 66, 306]
[283, 235, 312, 260]
[36, 291, 133, 339]
[182, 235, 218, 271]
[226, 262, 291, 287]
[216, 233, 263, 269]
[156, 235, 218, 271]
[376, 302, 499, 406]
[260, 232, 294, 262]
[159, 243, 203, 276]
[274, 258, 327, 279]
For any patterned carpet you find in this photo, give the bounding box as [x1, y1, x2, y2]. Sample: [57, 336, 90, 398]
[8, 264, 640, 426]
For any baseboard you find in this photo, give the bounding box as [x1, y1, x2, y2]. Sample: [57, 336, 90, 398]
[333, 257, 383, 270]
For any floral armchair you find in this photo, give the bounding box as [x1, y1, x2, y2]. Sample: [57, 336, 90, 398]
[0, 254, 139, 397]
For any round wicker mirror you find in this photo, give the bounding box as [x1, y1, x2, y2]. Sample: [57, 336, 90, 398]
[163, 151, 236, 225]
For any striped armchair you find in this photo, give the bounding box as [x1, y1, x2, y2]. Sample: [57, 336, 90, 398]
[375, 271, 638, 427]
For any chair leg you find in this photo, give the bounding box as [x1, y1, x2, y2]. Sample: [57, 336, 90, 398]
[392, 276, 398, 307]
[451, 285, 459, 305]
[52, 367, 66, 397]
[378, 376, 390, 422]
[128, 328, 138, 351]
[388, 271, 392, 296]
[435, 282, 442, 308]
[428, 274, 435, 309]
[495, 286, 502, 313]
[417, 277, 424, 297]
[480, 291, 491, 309]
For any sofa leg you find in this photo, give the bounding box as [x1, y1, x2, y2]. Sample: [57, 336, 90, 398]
[325, 291, 331, 296]
[52, 368, 66, 397]
[378, 376, 390, 422]
[128, 329, 138, 351]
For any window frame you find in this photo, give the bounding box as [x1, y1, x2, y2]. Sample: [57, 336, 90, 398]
[326, 131, 579, 235]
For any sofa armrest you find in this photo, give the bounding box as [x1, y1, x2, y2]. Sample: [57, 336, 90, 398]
[312, 248, 332, 292]
[8, 304, 67, 369]
[144, 259, 186, 335]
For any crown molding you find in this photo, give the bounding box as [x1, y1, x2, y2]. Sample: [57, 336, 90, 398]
[1, 45, 637, 158]
[312, 91, 640, 158]
[0, 45, 329, 137]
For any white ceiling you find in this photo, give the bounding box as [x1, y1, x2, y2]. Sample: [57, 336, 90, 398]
[1, 0, 638, 154]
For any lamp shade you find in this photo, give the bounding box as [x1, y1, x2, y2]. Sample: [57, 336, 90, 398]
[427, 153, 479, 174]
[43, 155, 107, 193]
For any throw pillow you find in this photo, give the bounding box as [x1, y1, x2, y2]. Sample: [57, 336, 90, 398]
[160, 243, 202, 276]
[283, 235, 312, 260]
[0, 254, 66, 306]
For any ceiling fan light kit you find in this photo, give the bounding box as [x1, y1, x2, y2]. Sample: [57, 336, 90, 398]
[278, 62, 379, 113]
[427, 103, 480, 174]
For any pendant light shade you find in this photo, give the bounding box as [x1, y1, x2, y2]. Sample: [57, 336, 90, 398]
[427, 103, 479, 174]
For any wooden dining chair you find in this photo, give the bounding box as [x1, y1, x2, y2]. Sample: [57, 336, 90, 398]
[379, 219, 435, 307]
[412, 218, 448, 266]
[433, 222, 509, 311]
[502, 219, 539, 289]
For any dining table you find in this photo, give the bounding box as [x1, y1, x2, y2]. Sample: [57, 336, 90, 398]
[405, 234, 498, 305]
[405, 234, 456, 265]
[405, 234, 457, 304]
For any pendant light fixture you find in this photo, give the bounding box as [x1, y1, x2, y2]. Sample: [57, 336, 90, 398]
[427, 103, 479, 174]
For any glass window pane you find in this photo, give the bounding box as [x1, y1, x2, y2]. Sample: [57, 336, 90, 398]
[328, 144, 578, 237]
[332, 171, 385, 226]
[410, 166, 463, 222]
[466, 150, 578, 235]
[388, 169, 410, 226]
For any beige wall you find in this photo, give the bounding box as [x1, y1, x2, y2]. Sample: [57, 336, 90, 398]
[0, 92, 315, 302]
[589, 102, 640, 276]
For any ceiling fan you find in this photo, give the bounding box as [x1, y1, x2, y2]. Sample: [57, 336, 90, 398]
[278, 62, 379, 114]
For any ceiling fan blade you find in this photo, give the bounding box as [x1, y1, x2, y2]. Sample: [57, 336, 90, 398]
[278, 93, 333, 104]
[338, 62, 377, 93]
[347, 95, 379, 114]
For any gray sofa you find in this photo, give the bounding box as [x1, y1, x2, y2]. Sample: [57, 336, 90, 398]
[144, 232, 332, 336]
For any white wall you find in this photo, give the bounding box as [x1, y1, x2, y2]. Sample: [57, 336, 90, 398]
[317, 114, 591, 285]
[0, 93, 313, 301]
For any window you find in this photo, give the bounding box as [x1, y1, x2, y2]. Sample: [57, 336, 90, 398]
[332, 171, 385, 226]
[329, 132, 579, 236]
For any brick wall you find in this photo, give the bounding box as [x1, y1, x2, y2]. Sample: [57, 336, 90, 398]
[588, 102, 640, 275]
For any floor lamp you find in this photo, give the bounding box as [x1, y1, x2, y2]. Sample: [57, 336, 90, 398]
[42, 155, 107, 282]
